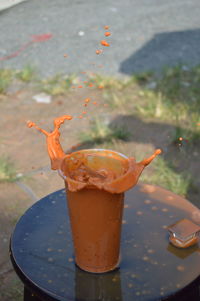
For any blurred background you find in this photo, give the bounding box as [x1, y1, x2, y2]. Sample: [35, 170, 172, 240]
[0, 0, 200, 299]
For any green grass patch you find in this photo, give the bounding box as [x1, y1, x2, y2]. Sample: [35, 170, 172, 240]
[140, 157, 191, 196]
[0, 277, 23, 301]
[102, 90, 130, 108]
[91, 74, 130, 90]
[97, 65, 200, 132]
[156, 65, 200, 103]
[130, 71, 154, 85]
[0, 157, 17, 182]
[15, 64, 37, 82]
[40, 74, 77, 95]
[172, 125, 200, 145]
[79, 118, 130, 145]
[129, 65, 200, 144]
[0, 69, 15, 94]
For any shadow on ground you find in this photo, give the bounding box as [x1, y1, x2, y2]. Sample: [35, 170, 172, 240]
[120, 29, 200, 75]
[74, 114, 200, 208]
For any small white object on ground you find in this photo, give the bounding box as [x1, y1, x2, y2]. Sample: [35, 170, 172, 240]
[33, 93, 52, 104]
[16, 173, 23, 178]
[78, 31, 85, 36]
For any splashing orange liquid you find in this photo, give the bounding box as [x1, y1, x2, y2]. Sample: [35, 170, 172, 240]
[27, 115, 72, 170]
[28, 115, 161, 191]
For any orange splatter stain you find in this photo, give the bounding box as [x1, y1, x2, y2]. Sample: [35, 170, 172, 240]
[98, 85, 104, 89]
[96, 49, 103, 55]
[88, 83, 93, 87]
[93, 102, 97, 105]
[104, 25, 109, 30]
[101, 40, 110, 47]
[104, 32, 111, 37]
[84, 98, 90, 103]
[78, 85, 83, 88]
[82, 111, 87, 114]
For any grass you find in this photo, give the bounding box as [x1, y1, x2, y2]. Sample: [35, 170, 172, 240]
[172, 125, 200, 145]
[0, 69, 14, 94]
[0, 157, 17, 182]
[91, 74, 130, 90]
[130, 71, 154, 85]
[98, 66, 200, 138]
[129, 65, 200, 144]
[40, 73, 77, 95]
[79, 118, 130, 145]
[140, 157, 192, 196]
[0, 277, 23, 301]
[102, 90, 131, 109]
[0, 66, 77, 96]
[15, 64, 36, 82]
[0, 65, 36, 94]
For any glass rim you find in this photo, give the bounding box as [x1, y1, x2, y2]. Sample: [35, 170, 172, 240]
[58, 148, 129, 182]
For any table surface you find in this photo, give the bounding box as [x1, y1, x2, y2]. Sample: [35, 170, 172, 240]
[10, 183, 200, 301]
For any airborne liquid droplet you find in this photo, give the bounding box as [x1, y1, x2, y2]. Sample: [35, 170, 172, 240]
[104, 32, 111, 37]
[101, 40, 110, 47]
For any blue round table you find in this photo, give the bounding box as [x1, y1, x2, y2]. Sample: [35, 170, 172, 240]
[10, 183, 200, 301]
